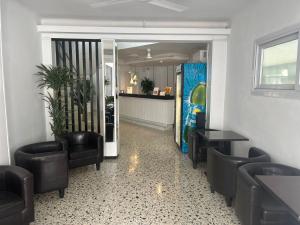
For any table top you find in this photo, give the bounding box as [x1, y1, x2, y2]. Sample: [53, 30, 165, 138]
[256, 175, 300, 222]
[196, 130, 249, 142]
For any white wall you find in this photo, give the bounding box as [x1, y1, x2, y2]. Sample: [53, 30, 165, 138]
[1, 0, 46, 162]
[119, 64, 176, 94]
[225, 0, 300, 167]
[209, 40, 227, 130]
[0, 1, 10, 165]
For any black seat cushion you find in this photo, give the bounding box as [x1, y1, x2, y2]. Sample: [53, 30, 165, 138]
[69, 145, 97, 160]
[0, 191, 24, 219]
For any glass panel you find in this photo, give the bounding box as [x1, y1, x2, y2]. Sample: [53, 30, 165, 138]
[103, 40, 115, 143]
[261, 39, 298, 86]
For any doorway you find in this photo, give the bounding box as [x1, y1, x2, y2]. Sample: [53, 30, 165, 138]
[117, 41, 211, 152]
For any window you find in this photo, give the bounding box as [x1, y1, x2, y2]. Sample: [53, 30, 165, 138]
[254, 28, 300, 93]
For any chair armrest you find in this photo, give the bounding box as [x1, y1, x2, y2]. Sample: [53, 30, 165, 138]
[4, 166, 34, 221]
[224, 155, 250, 168]
[30, 151, 68, 189]
[56, 137, 69, 151]
[32, 150, 68, 163]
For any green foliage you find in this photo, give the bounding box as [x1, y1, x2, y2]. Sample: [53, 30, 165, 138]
[36, 64, 74, 137]
[105, 96, 114, 106]
[42, 94, 66, 137]
[36, 64, 74, 93]
[73, 79, 94, 112]
[141, 77, 154, 95]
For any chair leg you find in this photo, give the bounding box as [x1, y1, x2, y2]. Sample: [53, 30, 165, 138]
[225, 197, 232, 207]
[210, 186, 215, 194]
[96, 162, 100, 171]
[59, 189, 65, 198]
[193, 160, 197, 169]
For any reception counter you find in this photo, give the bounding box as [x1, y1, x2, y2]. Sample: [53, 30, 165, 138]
[119, 94, 175, 130]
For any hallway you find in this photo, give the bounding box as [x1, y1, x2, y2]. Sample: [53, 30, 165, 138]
[33, 122, 240, 224]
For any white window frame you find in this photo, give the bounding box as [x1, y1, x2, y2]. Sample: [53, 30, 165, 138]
[253, 24, 300, 98]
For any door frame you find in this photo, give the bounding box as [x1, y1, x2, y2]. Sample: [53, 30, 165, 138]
[39, 25, 230, 140]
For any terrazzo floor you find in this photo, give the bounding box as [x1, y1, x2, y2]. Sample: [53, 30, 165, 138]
[32, 122, 241, 225]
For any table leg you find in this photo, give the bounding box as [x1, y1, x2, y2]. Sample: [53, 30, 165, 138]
[218, 141, 231, 155]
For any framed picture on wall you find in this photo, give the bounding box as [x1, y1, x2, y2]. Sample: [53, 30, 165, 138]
[153, 87, 159, 95]
[164, 87, 172, 95]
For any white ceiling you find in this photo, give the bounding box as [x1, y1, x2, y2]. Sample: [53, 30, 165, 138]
[19, 0, 254, 22]
[118, 42, 206, 65]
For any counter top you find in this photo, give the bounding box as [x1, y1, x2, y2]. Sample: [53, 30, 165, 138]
[119, 93, 175, 100]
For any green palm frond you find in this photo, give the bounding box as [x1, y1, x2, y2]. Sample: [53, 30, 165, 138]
[35, 64, 74, 137]
[35, 64, 74, 90]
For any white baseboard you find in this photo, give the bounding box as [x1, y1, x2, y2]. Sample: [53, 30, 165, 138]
[120, 115, 173, 131]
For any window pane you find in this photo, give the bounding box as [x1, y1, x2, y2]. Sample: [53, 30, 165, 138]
[261, 39, 298, 86]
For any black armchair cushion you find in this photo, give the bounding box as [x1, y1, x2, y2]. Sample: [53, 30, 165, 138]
[207, 147, 270, 203]
[0, 191, 24, 219]
[69, 145, 97, 160]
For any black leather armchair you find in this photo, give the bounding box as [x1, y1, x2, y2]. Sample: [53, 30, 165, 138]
[207, 147, 270, 206]
[188, 112, 219, 169]
[235, 163, 300, 225]
[59, 132, 103, 170]
[15, 141, 69, 198]
[0, 166, 34, 225]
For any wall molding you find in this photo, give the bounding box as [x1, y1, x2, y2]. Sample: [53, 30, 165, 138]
[37, 25, 231, 36]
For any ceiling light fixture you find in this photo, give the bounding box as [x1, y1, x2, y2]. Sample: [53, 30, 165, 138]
[146, 48, 152, 59]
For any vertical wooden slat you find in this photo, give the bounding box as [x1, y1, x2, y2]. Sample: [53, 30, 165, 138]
[53, 39, 102, 134]
[95, 41, 101, 133]
[89, 42, 94, 132]
[61, 41, 69, 130]
[82, 41, 88, 131]
[55, 41, 60, 66]
[75, 41, 82, 131]
[69, 41, 75, 132]
[55, 41, 62, 110]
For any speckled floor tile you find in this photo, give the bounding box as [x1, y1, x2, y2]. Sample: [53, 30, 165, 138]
[32, 122, 241, 225]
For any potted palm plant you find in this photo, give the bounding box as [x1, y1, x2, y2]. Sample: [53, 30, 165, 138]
[141, 77, 154, 95]
[36, 64, 74, 137]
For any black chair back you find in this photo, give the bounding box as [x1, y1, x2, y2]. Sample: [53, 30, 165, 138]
[196, 112, 206, 129]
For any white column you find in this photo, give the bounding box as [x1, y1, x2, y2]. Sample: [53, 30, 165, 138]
[41, 34, 54, 141]
[209, 39, 228, 130]
[0, 1, 10, 164]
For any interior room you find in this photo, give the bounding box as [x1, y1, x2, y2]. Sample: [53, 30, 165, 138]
[118, 42, 208, 130]
[0, 0, 300, 225]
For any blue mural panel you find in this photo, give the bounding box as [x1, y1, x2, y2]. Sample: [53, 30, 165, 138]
[181, 63, 207, 153]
